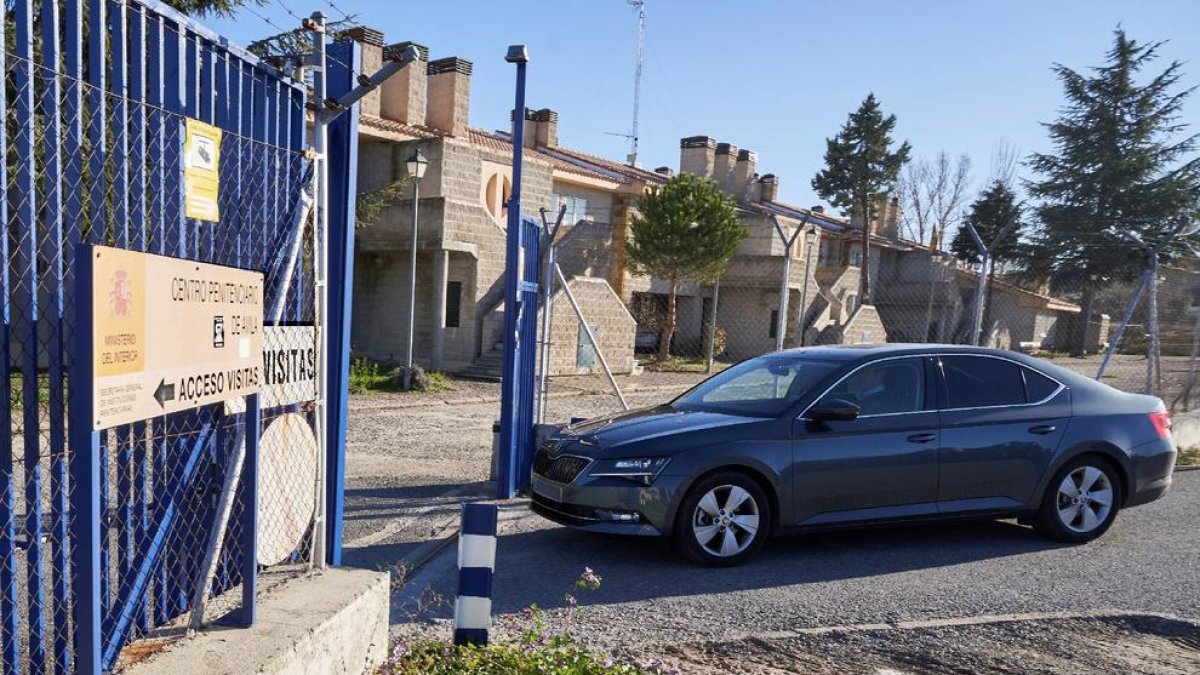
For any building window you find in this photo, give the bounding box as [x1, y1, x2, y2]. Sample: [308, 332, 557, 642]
[485, 172, 512, 222]
[552, 193, 589, 224]
[849, 244, 863, 267]
[769, 309, 779, 339]
[445, 281, 463, 328]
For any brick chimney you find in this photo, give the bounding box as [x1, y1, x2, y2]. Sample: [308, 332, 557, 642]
[340, 27, 385, 117]
[522, 108, 557, 148]
[882, 196, 901, 240]
[679, 136, 716, 179]
[732, 149, 756, 202]
[426, 57, 472, 137]
[380, 41, 428, 125]
[760, 174, 779, 202]
[713, 143, 737, 193]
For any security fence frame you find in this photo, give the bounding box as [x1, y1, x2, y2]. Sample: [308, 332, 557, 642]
[0, 1, 371, 672]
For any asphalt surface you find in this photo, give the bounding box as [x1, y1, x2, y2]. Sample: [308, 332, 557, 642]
[391, 471, 1199, 651]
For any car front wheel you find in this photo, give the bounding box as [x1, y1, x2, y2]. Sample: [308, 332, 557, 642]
[673, 472, 771, 566]
[1034, 456, 1122, 543]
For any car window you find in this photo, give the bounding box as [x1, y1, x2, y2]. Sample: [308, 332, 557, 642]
[673, 357, 839, 417]
[817, 358, 925, 416]
[942, 356, 1025, 408]
[1022, 367, 1061, 402]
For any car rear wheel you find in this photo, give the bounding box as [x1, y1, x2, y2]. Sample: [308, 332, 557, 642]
[673, 472, 771, 567]
[1034, 456, 1122, 543]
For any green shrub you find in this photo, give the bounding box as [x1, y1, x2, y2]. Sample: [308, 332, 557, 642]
[380, 637, 672, 675]
[382, 568, 677, 675]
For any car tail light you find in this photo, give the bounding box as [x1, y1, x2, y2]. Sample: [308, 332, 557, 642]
[1149, 410, 1172, 439]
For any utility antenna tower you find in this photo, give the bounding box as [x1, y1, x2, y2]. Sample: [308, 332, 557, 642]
[608, 0, 646, 166]
[628, 0, 648, 165]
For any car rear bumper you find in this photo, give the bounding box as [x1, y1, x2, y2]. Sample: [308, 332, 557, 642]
[1127, 437, 1177, 507]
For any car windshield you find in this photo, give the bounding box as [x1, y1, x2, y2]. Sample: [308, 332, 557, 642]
[672, 356, 840, 417]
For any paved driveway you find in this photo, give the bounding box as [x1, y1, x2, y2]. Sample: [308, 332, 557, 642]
[394, 471, 1199, 651]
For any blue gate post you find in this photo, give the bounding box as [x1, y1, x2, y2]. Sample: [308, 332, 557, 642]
[323, 39, 363, 565]
[68, 246, 102, 675]
[497, 45, 531, 499]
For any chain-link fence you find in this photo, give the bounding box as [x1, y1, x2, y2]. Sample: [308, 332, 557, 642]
[2, 1, 317, 672]
[541, 227, 1200, 415]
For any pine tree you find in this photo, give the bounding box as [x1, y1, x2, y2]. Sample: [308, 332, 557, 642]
[164, 0, 266, 17]
[812, 93, 911, 303]
[951, 180, 1024, 266]
[1027, 29, 1200, 355]
[952, 180, 1025, 343]
[627, 173, 746, 360]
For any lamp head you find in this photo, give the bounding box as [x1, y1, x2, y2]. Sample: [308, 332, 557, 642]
[405, 149, 429, 180]
[505, 44, 529, 64]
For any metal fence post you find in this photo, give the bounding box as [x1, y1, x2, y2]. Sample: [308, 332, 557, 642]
[536, 206, 566, 424]
[322, 36, 363, 566]
[68, 245, 101, 675]
[238, 394, 260, 626]
[705, 278, 720, 373]
[497, 45, 529, 499]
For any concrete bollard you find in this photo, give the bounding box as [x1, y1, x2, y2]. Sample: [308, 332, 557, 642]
[454, 502, 498, 646]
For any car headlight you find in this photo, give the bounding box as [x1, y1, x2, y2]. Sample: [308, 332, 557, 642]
[589, 457, 671, 485]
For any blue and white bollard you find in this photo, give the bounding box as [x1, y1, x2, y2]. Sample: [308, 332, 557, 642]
[454, 502, 498, 646]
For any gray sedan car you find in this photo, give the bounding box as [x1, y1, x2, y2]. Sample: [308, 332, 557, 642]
[529, 345, 1176, 566]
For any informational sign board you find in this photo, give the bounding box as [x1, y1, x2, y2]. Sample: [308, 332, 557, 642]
[261, 325, 317, 408]
[90, 246, 263, 429]
[184, 117, 222, 222]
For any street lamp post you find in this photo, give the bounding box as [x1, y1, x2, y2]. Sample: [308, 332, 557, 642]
[402, 149, 429, 390]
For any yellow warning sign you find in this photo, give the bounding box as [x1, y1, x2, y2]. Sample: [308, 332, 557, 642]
[184, 118, 221, 222]
[90, 246, 263, 430]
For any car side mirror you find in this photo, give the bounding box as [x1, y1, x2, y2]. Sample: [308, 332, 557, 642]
[807, 398, 860, 422]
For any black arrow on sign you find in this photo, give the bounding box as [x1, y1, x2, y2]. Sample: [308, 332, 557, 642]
[154, 379, 176, 408]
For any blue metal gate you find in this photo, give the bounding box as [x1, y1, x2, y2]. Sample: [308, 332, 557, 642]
[1, 1, 318, 672]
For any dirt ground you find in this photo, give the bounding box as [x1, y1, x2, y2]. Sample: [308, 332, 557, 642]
[648, 614, 1200, 675]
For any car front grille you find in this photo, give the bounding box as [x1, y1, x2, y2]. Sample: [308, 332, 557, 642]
[532, 445, 590, 484]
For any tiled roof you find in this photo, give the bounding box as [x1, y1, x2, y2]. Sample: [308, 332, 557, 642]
[465, 128, 604, 180]
[359, 115, 443, 139]
[757, 200, 848, 233]
[953, 268, 1080, 311]
[544, 145, 670, 185]
[490, 131, 667, 186]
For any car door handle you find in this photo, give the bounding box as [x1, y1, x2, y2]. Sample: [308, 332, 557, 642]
[1028, 424, 1057, 435]
[906, 433, 937, 444]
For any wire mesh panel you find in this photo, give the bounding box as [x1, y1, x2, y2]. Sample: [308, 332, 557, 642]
[540, 224, 1200, 417]
[2, 0, 315, 672]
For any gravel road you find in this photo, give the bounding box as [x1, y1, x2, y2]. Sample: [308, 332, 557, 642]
[655, 614, 1200, 674]
[341, 379, 692, 570]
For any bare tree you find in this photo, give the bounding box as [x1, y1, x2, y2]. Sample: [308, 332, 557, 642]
[989, 139, 1020, 188]
[897, 151, 972, 245]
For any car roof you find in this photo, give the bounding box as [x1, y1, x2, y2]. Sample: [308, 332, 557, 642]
[773, 343, 1017, 362]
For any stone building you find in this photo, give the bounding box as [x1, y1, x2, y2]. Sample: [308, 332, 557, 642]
[345, 31, 651, 377]
[668, 135, 1086, 359]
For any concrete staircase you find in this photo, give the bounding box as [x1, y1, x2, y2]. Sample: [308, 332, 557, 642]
[460, 343, 505, 381]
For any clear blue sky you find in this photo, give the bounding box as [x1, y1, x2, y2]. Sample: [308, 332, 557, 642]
[211, 0, 1200, 209]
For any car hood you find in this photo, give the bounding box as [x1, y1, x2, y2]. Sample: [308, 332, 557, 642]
[558, 405, 759, 453]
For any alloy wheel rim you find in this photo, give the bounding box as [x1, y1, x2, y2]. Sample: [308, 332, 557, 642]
[692, 484, 760, 557]
[1056, 466, 1114, 534]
